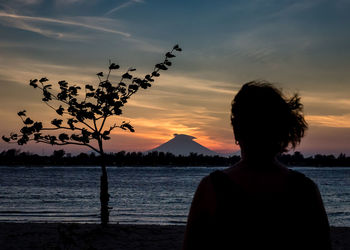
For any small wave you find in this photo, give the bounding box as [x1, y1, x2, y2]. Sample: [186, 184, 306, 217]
[0, 210, 65, 214]
[116, 212, 186, 218]
[0, 210, 97, 217]
[329, 211, 350, 216]
[166, 220, 186, 225]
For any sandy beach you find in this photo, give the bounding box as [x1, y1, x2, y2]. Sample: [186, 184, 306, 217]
[0, 223, 349, 250]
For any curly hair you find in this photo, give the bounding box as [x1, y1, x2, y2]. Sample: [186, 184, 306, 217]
[231, 81, 308, 155]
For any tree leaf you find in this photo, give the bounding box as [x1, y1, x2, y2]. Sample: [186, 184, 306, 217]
[86, 92, 95, 98]
[17, 135, 29, 145]
[67, 119, 77, 130]
[128, 84, 139, 91]
[166, 52, 176, 58]
[51, 119, 63, 127]
[29, 79, 38, 88]
[109, 63, 120, 70]
[10, 133, 18, 140]
[56, 105, 64, 115]
[59, 133, 69, 141]
[122, 72, 132, 79]
[173, 44, 182, 51]
[152, 71, 160, 77]
[68, 86, 79, 96]
[102, 134, 111, 140]
[34, 133, 42, 141]
[2, 136, 10, 142]
[17, 110, 26, 117]
[120, 122, 135, 132]
[39, 77, 49, 83]
[145, 75, 154, 82]
[71, 134, 80, 141]
[58, 80, 68, 88]
[42, 90, 52, 101]
[114, 101, 123, 108]
[92, 132, 99, 139]
[32, 122, 43, 132]
[113, 107, 122, 115]
[49, 136, 57, 145]
[155, 64, 168, 70]
[85, 85, 95, 91]
[57, 90, 68, 101]
[43, 84, 52, 90]
[24, 118, 34, 125]
[20, 126, 33, 135]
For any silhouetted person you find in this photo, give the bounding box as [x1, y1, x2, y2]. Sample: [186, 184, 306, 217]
[183, 81, 331, 250]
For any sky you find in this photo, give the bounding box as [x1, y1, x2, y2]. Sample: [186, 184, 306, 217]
[0, 0, 349, 156]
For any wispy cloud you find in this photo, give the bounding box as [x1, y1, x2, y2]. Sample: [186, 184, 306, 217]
[307, 114, 350, 128]
[0, 11, 131, 37]
[105, 0, 144, 16]
[303, 95, 350, 109]
[1, 0, 42, 6]
[55, 0, 83, 4]
[2, 17, 86, 40]
[122, 36, 165, 53]
[269, 0, 322, 19]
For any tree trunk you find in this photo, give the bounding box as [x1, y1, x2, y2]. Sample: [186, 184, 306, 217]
[100, 156, 110, 225]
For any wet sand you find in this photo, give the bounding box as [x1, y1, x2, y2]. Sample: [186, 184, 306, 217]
[0, 223, 349, 250]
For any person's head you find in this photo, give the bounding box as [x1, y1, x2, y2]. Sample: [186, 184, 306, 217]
[231, 81, 308, 159]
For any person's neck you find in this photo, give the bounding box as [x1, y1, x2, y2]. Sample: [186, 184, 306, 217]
[239, 153, 281, 171]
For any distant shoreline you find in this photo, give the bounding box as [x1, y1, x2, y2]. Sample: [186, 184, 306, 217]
[1, 164, 228, 168]
[0, 223, 349, 250]
[2, 149, 350, 167]
[1, 164, 350, 168]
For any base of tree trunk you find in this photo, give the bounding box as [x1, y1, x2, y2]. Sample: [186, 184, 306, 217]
[100, 170, 109, 225]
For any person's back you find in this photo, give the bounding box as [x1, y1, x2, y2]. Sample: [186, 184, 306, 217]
[183, 82, 331, 250]
[211, 165, 330, 249]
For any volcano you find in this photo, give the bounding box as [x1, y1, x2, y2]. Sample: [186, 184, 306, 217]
[149, 134, 219, 156]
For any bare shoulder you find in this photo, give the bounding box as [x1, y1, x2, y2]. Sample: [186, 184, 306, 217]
[191, 174, 216, 216]
[196, 174, 216, 202]
[222, 161, 291, 193]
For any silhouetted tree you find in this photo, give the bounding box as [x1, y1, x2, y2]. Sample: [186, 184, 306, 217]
[2, 45, 182, 225]
[3, 149, 350, 166]
[53, 149, 65, 159]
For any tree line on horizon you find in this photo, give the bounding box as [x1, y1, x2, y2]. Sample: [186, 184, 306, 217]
[1, 149, 350, 167]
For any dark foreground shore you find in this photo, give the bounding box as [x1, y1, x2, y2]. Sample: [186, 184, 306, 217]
[0, 223, 349, 250]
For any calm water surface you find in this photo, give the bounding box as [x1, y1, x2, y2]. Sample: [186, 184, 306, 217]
[0, 166, 349, 226]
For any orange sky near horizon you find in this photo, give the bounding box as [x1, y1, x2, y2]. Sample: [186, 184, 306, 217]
[1, 71, 350, 156]
[0, 1, 350, 156]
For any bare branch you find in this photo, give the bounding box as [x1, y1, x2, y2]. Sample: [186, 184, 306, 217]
[35, 139, 100, 154]
[99, 116, 108, 134]
[43, 101, 58, 112]
[80, 120, 96, 132]
[41, 126, 85, 132]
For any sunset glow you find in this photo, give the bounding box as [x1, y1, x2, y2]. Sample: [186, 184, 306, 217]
[1, 0, 349, 155]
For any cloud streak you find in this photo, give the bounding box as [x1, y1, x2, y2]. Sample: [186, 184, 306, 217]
[2, 18, 86, 40]
[105, 0, 144, 16]
[0, 11, 131, 37]
[307, 114, 350, 128]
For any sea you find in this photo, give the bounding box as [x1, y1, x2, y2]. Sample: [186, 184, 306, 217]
[0, 166, 349, 226]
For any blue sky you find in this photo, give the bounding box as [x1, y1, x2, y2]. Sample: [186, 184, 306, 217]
[1, 0, 350, 155]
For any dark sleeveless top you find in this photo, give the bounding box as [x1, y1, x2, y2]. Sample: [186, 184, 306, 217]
[196, 169, 331, 250]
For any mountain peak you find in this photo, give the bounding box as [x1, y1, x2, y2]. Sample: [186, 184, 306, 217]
[149, 134, 218, 156]
[173, 134, 196, 140]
